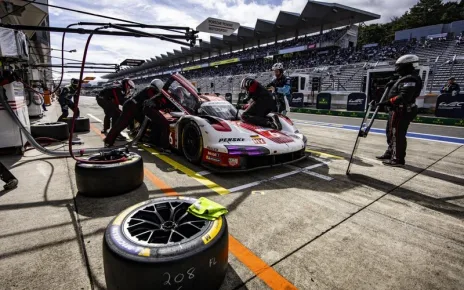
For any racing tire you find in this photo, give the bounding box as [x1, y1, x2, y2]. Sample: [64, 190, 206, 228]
[67, 117, 90, 132]
[103, 196, 229, 290]
[75, 151, 143, 197]
[182, 122, 203, 164]
[30, 122, 70, 141]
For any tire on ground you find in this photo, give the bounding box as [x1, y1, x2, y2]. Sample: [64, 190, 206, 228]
[103, 196, 228, 290]
[30, 122, 69, 140]
[67, 117, 90, 132]
[182, 122, 203, 164]
[75, 152, 143, 197]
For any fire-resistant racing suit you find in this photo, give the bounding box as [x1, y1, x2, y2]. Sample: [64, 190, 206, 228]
[57, 84, 79, 122]
[96, 84, 126, 133]
[383, 74, 422, 164]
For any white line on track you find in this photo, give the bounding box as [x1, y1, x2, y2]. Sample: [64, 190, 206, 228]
[294, 121, 464, 146]
[285, 164, 333, 181]
[290, 113, 463, 129]
[228, 163, 325, 193]
[87, 113, 103, 123]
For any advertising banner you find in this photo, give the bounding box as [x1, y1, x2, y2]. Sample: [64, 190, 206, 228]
[435, 93, 464, 118]
[290, 93, 304, 107]
[316, 93, 331, 110]
[210, 58, 239, 66]
[346, 93, 367, 111]
[278, 45, 307, 55]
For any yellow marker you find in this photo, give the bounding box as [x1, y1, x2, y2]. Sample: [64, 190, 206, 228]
[202, 217, 223, 244]
[305, 149, 343, 160]
[138, 248, 150, 257]
[140, 145, 230, 195]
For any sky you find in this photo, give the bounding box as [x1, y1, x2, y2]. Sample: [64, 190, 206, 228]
[47, 0, 422, 83]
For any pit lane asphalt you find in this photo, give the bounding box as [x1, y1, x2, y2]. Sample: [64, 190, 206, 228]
[0, 96, 463, 290]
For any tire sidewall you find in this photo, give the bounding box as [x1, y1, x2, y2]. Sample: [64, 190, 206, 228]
[182, 122, 203, 164]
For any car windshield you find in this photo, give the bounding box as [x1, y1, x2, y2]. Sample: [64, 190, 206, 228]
[199, 101, 237, 120]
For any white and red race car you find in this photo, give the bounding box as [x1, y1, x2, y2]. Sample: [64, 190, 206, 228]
[144, 74, 307, 172]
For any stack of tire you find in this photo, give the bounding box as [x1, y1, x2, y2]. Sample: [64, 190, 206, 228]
[103, 196, 229, 290]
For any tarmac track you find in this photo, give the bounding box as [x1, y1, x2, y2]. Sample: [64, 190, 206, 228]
[0, 97, 463, 290]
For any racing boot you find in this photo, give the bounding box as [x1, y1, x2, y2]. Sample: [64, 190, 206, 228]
[376, 152, 391, 160]
[116, 134, 126, 141]
[382, 159, 405, 167]
[4, 178, 18, 190]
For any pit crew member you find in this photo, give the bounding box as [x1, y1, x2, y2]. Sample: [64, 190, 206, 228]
[266, 62, 291, 115]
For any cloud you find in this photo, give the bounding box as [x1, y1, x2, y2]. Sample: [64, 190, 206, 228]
[48, 0, 417, 81]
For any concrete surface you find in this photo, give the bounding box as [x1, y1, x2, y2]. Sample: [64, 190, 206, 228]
[0, 96, 463, 290]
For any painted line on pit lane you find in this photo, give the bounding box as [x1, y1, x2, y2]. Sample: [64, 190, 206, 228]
[294, 120, 464, 145]
[141, 145, 230, 196]
[228, 163, 325, 193]
[285, 164, 333, 181]
[88, 122, 297, 289]
[290, 112, 463, 129]
[87, 113, 103, 123]
[305, 149, 344, 160]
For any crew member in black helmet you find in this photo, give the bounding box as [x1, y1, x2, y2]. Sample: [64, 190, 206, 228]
[96, 78, 135, 135]
[376, 54, 422, 167]
[240, 77, 282, 130]
[57, 78, 80, 122]
[105, 79, 165, 147]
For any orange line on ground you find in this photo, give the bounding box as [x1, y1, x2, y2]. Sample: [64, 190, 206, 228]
[229, 235, 298, 290]
[143, 168, 178, 196]
[89, 123, 105, 139]
[89, 121, 297, 289]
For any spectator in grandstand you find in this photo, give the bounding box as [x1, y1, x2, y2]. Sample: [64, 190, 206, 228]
[440, 77, 461, 96]
[266, 63, 291, 115]
[376, 54, 422, 167]
[240, 77, 282, 130]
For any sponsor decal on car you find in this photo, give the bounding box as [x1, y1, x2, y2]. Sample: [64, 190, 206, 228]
[219, 138, 245, 142]
[438, 102, 464, 109]
[251, 136, 266, 144]
[228, 158, 239, 166]
[206, 155, 221, 163]
[207, 151, 220, 157]
[207, 146, 219, 151]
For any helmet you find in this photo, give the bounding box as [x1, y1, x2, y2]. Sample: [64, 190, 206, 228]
[240, 77, 255, 91]
[121, 78, 135, 94]
[173, 86, 195, 110]
[70, 78, 79, 88]
[150, 78, 164, 93]
[395, 54, 419, 76]
[272, 63, 284, 71]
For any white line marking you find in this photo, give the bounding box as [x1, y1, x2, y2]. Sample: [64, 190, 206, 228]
[87, 113, 103, 123]
[285, 164, 333, 181]
[197, 170, 212, 176]
[294, 121, 464, 145]
[228, 163, 324, 193]
[290, 114, 463, 129]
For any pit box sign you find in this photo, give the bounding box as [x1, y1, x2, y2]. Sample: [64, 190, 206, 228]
[120, 59, 145, 67]
[435, 93, 464, 119]
[316, 93, 332, 110]
[290, 93, 304, 107]
[347, 92, 367, 111]
[197, 17, 240, 36]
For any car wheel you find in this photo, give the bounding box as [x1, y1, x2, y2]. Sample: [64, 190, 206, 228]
[182, 122, 203, 164]
[30, 122, 69, 140]
[67, 117, 90, 132]
[75, 150, 143, 197]
[103, 196, 229, 290]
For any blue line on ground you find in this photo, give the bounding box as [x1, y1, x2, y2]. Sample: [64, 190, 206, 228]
[294, 120, 464, 145]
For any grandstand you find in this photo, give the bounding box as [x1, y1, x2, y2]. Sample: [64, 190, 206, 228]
[102, 1, 464, 107]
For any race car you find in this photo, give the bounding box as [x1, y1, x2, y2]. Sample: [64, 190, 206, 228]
[137, 74, 308, 172]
